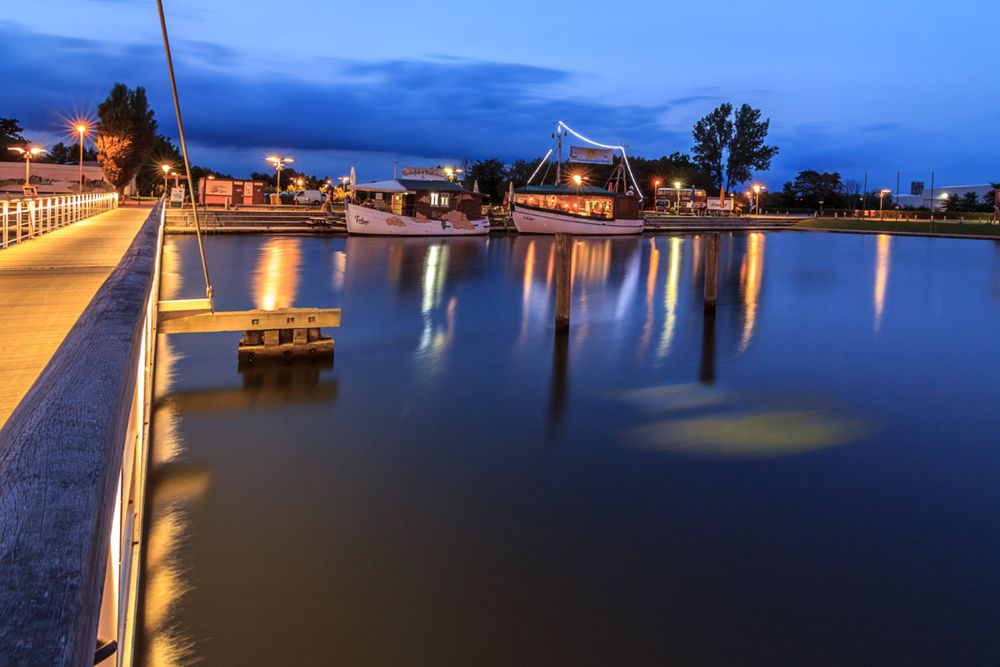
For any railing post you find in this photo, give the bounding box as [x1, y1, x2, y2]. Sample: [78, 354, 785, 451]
[2, 201, 7, 249]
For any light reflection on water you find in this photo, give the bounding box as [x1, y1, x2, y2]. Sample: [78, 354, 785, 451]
[142, 231, 1000, 665]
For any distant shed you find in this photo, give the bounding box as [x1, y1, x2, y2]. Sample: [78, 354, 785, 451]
[199, 177, 266, 206]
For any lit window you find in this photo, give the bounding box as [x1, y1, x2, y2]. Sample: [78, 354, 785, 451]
[430, 192, 450, 207]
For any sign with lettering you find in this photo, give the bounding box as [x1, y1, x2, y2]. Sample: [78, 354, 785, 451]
[401, 166, 448, 181]
[569, 146, 614, 165]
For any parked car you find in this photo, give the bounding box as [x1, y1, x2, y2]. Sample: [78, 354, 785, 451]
[292, 189, 324, 206]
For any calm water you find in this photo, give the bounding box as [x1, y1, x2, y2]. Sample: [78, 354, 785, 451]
[141, 231, 1000, 666]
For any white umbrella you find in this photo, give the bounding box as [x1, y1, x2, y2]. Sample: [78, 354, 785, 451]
[473, 179, 480, 194]
[349, 166, 356, 187]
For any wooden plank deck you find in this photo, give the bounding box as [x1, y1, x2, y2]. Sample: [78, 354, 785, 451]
[0, 205, 151, 428]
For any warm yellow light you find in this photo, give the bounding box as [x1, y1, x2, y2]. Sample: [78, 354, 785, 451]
[28, 147, 46, 156]
[572, 174, 583, 186]
[674, 181, 682, 189]
[76, 124, 87, 134]
[753, 184, 761, 193]
[654, 179, 661, 187]
[161, 164, 171, 174]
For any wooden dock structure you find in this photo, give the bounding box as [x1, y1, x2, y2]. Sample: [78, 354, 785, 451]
[0, 204, 152, 428]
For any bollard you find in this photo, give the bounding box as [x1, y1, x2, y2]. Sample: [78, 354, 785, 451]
[703, 232, 720, 310]
[554, 233, 572, 332]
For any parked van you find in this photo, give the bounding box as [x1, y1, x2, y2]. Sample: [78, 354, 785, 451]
[292, 189, 324, 206]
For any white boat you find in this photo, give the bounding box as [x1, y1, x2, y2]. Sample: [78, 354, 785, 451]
[347, 175, 489, 236]
[511, 184, 643, 235]
[511, 121, 644, 236]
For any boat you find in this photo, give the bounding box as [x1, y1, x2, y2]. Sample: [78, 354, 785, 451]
[511, 122, 644, 235]
[346, 167, 489, 236]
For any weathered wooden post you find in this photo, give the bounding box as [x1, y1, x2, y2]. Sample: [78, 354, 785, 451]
[555, 233, 572, 332]
[703, 232, 720, 310]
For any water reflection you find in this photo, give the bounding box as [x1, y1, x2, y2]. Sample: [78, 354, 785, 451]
[656, 237, 683, 361]
[739, 232, 765, 351]
[143, 232, 1000, 665]
[253, 237, 302, 310]
[874, 234, 891, 332]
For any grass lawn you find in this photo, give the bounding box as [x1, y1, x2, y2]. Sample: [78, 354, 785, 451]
[795, 217, 1000, 238]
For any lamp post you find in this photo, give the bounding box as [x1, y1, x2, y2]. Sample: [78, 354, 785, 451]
[161, 164, 172, 196]
[878, 188, 891, 218]
[752, 184, 762, 215]
[653, 179, 661, 210]
[8, 146, 46, 186]
[76, 124, 89, 193]
[266, 155, 294, 203]
[674, 180, 682, 214]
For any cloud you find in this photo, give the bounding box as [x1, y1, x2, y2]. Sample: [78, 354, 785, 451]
[0, 22, 690, 164]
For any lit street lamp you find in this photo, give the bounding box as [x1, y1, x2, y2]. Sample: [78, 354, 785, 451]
[265, 155, 294, 202]
[653, 179, 661, 209]
[75, 124, 89, 193]
[161, 164, 172, 196]
[8, 146, 46, 187]
[879, 188, 892, 218]
[674, 180, 682, 213]
[752, 184, 766, 215]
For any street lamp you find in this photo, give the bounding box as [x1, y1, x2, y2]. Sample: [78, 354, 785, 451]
[161, 164, 172, 196]
[879, 188, 892, 218]
[752, 184, 765, 215]
[265, 155, 294, 201]
[75, 124, 90, 193]
[652, 179, 661, 209]
[296, 178, 304, 189]
[8, 146, 46, 187]
[674, 180, 682, 213]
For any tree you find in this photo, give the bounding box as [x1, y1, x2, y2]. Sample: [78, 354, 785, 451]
[464, 158, 508, 203]
[96, 83, 158, 195]
[0, 117, 27, 160]
[43, 141, 98, 165]
[790, 170, 845, 208]
[692, 102, 778, 194]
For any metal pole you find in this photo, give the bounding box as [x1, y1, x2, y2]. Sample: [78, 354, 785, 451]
[861, 172, 867, 219]
[79, 129, 85, 193]
[895, 171, 900, 208]
[157, 0, 213, 300]
[24, 155, 30, 186]
[929, 172, 935, 223]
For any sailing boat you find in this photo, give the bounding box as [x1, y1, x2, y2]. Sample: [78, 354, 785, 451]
[511, 122, 644, 235]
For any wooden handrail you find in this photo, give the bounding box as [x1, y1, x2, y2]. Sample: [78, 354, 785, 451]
[0, 204, 161, 666]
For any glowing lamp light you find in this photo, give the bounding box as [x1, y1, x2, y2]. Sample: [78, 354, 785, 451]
[572, 174, 583, 186]
[674, 181, 682, 189]
[161, 164, 171, 174]
[753, 184, 762, 194]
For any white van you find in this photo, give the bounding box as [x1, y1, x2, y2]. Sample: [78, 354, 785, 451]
[292, 190, 324, 206]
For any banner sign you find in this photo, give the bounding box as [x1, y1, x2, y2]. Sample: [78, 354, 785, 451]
[401, 166, 447, 181]
[569, 146, 614, 165]
[205, 179, 233, 196]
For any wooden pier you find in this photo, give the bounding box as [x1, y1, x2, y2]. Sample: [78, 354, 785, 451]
[0, 204, 151, 428]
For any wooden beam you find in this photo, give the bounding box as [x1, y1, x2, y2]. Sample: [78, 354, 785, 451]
[158, 307, 341, 334]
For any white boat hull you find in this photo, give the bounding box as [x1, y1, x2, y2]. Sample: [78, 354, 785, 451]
[512, 206, 643, 235]
[346, 203, 489, 236]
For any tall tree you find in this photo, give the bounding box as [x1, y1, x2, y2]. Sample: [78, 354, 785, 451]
[44, 141, 98, 165]
[790, 170, 845, 207]
[0, 117, 27, 160]
[692, 102, 777, 193]
[691, 103, 733, 192]
[96, 83, 158, 195]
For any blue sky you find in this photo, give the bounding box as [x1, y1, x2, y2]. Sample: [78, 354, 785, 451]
[3, 0, 997, 189]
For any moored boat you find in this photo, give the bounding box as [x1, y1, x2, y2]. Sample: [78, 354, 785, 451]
[347, 168, 489, 236]
[511, 121, 644, 235]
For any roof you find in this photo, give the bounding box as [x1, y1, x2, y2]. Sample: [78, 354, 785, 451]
[351, 179, 472, 194]
[515, 184, 617, 196]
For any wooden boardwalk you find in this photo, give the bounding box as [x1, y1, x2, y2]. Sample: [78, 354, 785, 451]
[0, 205, 151, 428]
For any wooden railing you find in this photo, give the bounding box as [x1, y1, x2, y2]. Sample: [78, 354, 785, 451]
[0, 202, 163, 666]
[0, 193, 119, 250]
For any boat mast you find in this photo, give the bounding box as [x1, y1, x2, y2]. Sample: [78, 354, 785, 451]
[555, 125, 562, 185]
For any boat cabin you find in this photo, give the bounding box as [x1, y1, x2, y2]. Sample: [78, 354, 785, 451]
[514, 184, 641, 220]
[351, 179, 484, 220]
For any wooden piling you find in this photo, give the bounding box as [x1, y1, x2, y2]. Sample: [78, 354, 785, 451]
[703, 232, 720, 310]
[554, 233, 571, 332]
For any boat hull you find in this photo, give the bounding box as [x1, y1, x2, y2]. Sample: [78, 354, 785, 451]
[512, 206, 643, 235]
[346, 203, 489, 236]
